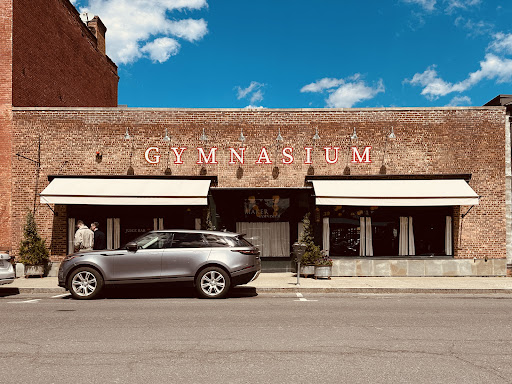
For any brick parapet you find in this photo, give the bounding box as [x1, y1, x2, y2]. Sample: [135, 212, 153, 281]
[10, 107, 507, 261]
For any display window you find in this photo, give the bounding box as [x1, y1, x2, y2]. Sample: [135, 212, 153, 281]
[325, 206, 453, 257]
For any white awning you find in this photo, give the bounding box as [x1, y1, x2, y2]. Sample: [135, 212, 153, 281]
[40, 178, 211, 206]
[312, 179, 479, 206]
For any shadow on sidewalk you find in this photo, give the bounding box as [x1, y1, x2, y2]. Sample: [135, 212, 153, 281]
[101, 283, 258, 300]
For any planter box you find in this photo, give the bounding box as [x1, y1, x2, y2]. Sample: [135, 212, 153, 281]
[24, 265, 45, 277]
[314, 265, 332, 279]
[300, 265, 315, 277]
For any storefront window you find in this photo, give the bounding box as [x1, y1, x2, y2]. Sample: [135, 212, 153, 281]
[326, 206, 452, 257]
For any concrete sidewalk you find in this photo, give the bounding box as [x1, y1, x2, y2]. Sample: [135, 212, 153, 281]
[2, 273, 512, 294]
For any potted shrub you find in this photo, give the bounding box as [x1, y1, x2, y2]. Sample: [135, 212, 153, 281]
[18, 210, 50, 277]
[297, 213, 322, 277]
[315, 251, 333, 279]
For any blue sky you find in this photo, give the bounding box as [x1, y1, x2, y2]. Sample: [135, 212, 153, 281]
[72, 0, 512, 108]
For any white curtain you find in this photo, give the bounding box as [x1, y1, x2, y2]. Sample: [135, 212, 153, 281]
[236, 222, 290, 257]
[114, 218, 121, 249]
[399, 216, 408, 256]
[365, 217, 373, 256]
[445, 216, 453, 255]
[107, 218, 113, 249]
[297, 222, 304, 242]
[322, 217, 330, 256]
[399, 216, 415, 256]
[408, 216, 415, 256]
[359, 217, 373, 256]
[153, 218, 164, 230]
[359, 217, 366, 256]
[67, 217, 75, 255]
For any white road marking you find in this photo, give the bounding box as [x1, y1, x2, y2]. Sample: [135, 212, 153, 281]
[52, 293, 71, 298]
[294, 292, 317, 302]
[8, 299, 42, 304]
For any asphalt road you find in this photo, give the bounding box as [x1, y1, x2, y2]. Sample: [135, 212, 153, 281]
[1, 287, 512, 384]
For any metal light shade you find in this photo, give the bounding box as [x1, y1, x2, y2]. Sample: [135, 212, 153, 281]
[276, 128, 283, 142]
[313, 127, 320, 141]
[388, 127, 396, 139]
[239, 128, 246, 142]
[350, 127, 358, 141]
[124, 128, 131, 140]
[163, 128, 171, 142]
[200, 128, 208, 142]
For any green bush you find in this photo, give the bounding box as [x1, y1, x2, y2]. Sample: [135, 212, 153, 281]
[18, 210, 50, 266]
[297, 213, 322, 265]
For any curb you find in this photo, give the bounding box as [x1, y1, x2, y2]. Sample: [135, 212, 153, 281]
[254, 287, 512, 294]
[2, 287, 512, 295]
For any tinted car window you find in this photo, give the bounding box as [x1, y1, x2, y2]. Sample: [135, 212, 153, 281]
[204, 234, 228, 247]
[172, 233, 207, 248]
[135, 233, 172, 249]
[224, 236, 253, 247]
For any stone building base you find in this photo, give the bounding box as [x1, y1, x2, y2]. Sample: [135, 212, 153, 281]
[331, 258, 507, 277]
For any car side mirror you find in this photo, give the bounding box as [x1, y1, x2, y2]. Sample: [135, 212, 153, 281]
[126, 242, 138, 252]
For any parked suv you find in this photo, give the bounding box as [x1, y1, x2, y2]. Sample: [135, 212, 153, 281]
[0, 253, 15, 286]
[58, 230, 261, 299]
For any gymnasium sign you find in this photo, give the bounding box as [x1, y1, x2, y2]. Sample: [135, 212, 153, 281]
[143, 146, 372, 165]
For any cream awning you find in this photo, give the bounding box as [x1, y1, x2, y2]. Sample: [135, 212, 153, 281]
[312, 179, 479, 206]
[40, 178, 211, 205]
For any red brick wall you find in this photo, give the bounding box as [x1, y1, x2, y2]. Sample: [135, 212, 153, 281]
[0, 0, 13, 251]
[12, 0, 118, 107]
[11, 107, 508, 261]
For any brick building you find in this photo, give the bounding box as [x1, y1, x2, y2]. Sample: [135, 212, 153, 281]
[1, 0, 511, 276]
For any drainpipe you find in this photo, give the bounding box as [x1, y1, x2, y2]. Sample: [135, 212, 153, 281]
[506, 111, 512, 276]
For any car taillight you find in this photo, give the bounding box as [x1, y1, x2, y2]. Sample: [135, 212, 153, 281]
[231, 249, 260, 256]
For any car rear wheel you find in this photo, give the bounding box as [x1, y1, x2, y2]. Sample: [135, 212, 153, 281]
[195, 267, 231, 299]
[68, 267, 104, 300]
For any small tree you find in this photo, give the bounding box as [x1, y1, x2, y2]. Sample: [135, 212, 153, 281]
[297, 213, 322, 265]
[18, 210, 50, 266]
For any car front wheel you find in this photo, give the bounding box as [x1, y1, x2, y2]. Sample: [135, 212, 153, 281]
[195, 267, 231, 299]
[68, 267, 104, 300]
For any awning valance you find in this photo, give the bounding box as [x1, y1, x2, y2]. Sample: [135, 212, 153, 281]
[40, 178, 211, 206]
[311, 179, 479, 206]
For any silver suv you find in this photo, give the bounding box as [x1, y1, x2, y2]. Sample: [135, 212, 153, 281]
[58, 230, 261, 299]
[0, 253, 15, 286]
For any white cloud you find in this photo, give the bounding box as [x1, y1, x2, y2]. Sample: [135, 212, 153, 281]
[301, 75, 384, 108]
[488, 33, 512, 55]
[300, 78, 345, 93]
[165, 19, 208, 42]
[79, 0, 208, 64]
[445, 0, 481, 13]
[236, 82, 265, 105]
[446, 95, 472, 106]
[454, 17, 493, 36]
[402, 0, 437, 11]
[407, 54, 512, 99]
[140, 37, 180, 63]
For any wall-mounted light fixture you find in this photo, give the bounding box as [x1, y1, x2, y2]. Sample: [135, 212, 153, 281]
[388, 127, 396, 140]
[163, 128, 171, 142]
[200, 128, 208, 142]
[95, 151, 102, 163]
[239, 128, 246, 143]
[313, 127, 320, 141]
[124, 128, 131, 140]
[275, 127, 283, 143]
[350, 127, 358, 141]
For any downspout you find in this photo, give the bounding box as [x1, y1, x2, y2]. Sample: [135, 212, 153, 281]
[505, 109, 512, 276]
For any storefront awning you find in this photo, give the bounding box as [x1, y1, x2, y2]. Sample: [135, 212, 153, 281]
[40, 177, 212, 205]
[311, 179, 479, 206]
